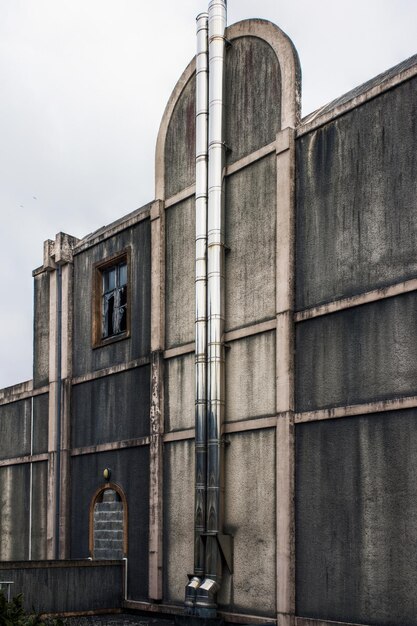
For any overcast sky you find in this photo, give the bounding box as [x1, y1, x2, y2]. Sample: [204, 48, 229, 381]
[0, 0, 416, 389]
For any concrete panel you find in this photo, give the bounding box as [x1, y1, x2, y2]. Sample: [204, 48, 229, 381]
[71, 447, 149, 601]
[296, 77, 417, 310]
[72, 219, 151, 377]
[296, 410, 417, 625]
[33, 271, 50, 388]
[0, 464, 30, 560]
[31, 461, 47, 560]
[225, 155, 276, 331]
[165, 353, 194, 432]
[164, 74, 196, 199]
[165, 198, 195, 348]
[0, 399, 31, 460]
[219, 429, 276, 616]
[225, 36, 281, 165]
[71, 367, 150, 449]
[33, 393, 48, 455]
[296, 292, 417, 412]
[163, 440, 194, 604]
[225, 331, 276, 423]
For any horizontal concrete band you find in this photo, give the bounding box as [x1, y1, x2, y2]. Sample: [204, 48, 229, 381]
[297, 60, 417, 137]
[3, 395, 417, 466]
[72, 356, 151, 385]
[295, 277, 417, 321]
[164, 183, 196, 208]
[163, 415, 280, 442]
[163, 429, 195, 443]
[0, 384, 48, 406]
[295, 395, 417, 423]
[73, 206, 151, 255]
[0, 453, 48, 467]
[0, 416, 282, 467]
[163, 343, 195, 359]
[295, 618, 370, 626]
[163, 133, 289, 211]
[71, 436, 151, 456]
[164, 319, 277, 359]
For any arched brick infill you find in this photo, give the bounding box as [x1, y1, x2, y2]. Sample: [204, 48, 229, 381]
[89, 482, 128, 559]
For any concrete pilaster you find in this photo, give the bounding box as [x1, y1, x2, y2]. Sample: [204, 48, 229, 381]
[46, 233, 77, 560]
[276, 128, 296, 626]
[149, 200, 165, 600]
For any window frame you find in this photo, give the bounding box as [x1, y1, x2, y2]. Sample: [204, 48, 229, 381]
[92, 248, 131, 348]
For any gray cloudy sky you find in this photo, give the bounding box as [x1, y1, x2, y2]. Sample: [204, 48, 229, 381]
[0, 0, 416, 389]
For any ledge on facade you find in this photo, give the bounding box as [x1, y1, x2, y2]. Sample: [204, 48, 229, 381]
[73, 201, 153, 254]
[0, 379, 33, 403]
[299, 52, 417, 133]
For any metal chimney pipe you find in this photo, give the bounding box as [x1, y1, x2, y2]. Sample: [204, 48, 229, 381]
[194, 11, 209, 579]
[195, 0, 227, 617]
[194, 13, 208, 576]
[185, 12, 209, 613]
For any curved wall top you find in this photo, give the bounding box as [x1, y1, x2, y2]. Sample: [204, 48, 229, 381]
[155, 18, 301, 201]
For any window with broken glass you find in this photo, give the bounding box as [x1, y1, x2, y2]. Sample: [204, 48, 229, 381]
[93, 251, 130, 347]
[101, 261, 128, 339]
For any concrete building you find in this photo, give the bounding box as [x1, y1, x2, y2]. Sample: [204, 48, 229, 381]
[1, 3, 417, 625]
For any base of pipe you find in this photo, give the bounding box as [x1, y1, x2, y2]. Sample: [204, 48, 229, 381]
[185, 575, 202, 614]
[195, 577, 219, 617]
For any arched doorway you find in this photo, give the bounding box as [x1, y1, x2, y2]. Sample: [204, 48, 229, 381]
[89, 483, 128, 559]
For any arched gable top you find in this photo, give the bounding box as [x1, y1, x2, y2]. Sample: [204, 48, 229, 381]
[155, 18, 301, 201]
[227, 19, 301, 131]
[155, 57, 196, 201]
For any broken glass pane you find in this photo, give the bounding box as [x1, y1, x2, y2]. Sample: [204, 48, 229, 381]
[119, 263, 127, 286]
[100, 259, 128, 339]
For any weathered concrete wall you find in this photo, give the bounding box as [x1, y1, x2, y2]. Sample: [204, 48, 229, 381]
[296, 76, 417, 310]
[9, 19, 415, 626]
[294, 69, 417, 626]
[72, 220, 151, 378]
[219, 429, 276, 617]
[33, 393, 48, 454]
[31, 461, 47, 560]
[0, 464, 30, 560]
[0, 399, 31, 460]
[71, 367, 150, 448]
[163, 440, 194, 604]
[164, 75, 196, 199]
[225, 155, 276, 331]
[225, 36, 281, 165]
[70, 447, 149, 601]
[164, 354, 194, 432]
[0, 561, 123, 614]
[296, 292, 417, 411]
[225, 332, 276, 423]
[165, 198, 195, 348]
[33, 271, 50, 388]
[296, 410, 417, 625]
